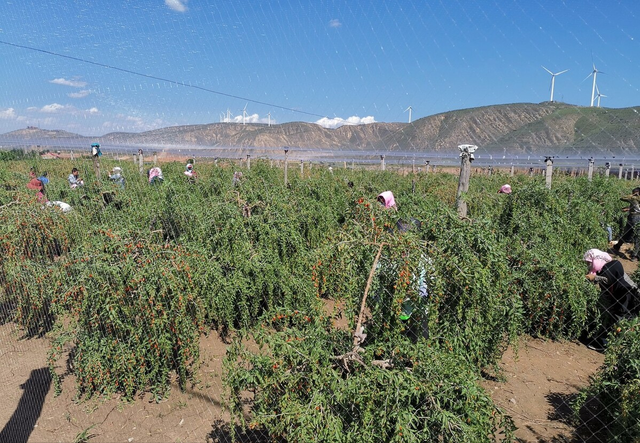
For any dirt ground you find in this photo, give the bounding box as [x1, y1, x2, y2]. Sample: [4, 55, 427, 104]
[0, 252, 633, 443]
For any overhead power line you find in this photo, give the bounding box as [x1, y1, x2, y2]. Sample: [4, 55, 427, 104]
[0, 39, 326, 119]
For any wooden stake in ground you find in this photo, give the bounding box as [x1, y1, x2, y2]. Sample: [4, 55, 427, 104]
[456, 144, 476, 218]
[284, 148, 289, 186]
[605, 162, 611, 177]
[545, 157, 553, 189]
[380, 155, 385, 171]
[588, 158, 595, 181]
[138, 150, 144, 175]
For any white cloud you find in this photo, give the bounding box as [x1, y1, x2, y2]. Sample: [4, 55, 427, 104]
[50, 78, 87, 88]
[88, 107, 99, 114]
[329, 19, 342, 28]
[0, 108, 16, 120]
[165, 0, 187, 12]
[315, 116, 376, 129]
[220, 113, 276, 125]
[41, 103, 67, 113]
[68, 90, 91, 99]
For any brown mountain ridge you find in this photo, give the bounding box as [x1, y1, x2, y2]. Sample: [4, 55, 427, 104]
[2, 102, 640, 156]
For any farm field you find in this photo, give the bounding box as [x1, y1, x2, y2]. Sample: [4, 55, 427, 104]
[1, 151, 639, 442]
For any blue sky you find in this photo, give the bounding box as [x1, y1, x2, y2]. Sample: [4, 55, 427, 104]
[0, 0, 638, 136]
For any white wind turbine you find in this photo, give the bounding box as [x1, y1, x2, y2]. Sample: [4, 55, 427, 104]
[542, 66, 568, 102]
[404, 106, 412, 123]
[226, 108, 233, 122]
[585, 64, 603, 107]
[267, 111, 272, 127]
[242, 103, 248, 125]
[596, 85, 607, 107]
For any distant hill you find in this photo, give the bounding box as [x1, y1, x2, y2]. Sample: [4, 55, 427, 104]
[2, 102, 640, 156]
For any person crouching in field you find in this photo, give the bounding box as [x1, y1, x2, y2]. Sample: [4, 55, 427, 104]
[27, 177, 47, 203]
[109, 167, 125, 189]
[68, 168, 84, 189]
[184, 163, 197, 183]
[612, 187, 640, 261]
[27, 178, 72, 213]
[377, 191, 397, 210]
[148, 167, 164, 185]
[584, 248, 639, 350]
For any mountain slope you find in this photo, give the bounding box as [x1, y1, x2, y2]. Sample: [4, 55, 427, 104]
[2, 102, 639, 155]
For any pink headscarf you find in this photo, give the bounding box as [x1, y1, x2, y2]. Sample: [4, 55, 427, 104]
[498, 184, 512, 194]
[583, 249, 612, 275]
[377, 191, 396, 209]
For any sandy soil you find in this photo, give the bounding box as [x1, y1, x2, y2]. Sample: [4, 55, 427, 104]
[0, 253, 634, 443]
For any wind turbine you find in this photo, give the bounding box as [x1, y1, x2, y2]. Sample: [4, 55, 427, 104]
[242, 103, 248, 125]
[596, 85, 607, 107]
[542, 66, 568, 102]
[226, 108, 233, 122]
[585, 64, 603, 107]
[267, 111, 272, 127]
[404, 106, 412, 123]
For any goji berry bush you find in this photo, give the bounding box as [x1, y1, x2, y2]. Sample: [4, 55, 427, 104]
[0, 156, 636, 441]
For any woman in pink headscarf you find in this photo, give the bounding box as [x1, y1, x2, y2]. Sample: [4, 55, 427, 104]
[377, 191, 397, 210]
[583, 249, 612, 276]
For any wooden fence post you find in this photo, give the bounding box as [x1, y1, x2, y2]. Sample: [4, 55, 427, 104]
[510, 165, 515, 176]
[93, 156, 101, 181]
[619, 164, 624, 180]
[545, 157, 553, 189]
[246, 154, 251, 171]
[605, 162, 611, 177]
[284, 149, 289, 186]
[300, 160, 304, 176]
[456, 144, 476, 218]
[588, 158, 595, 181]
[425, 160, 430, 173]
[380, 155, 385, 171]
[138, 150, 144, 175]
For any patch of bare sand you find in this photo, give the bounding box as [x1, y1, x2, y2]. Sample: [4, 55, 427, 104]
[0, 324, 228, 443]
[483, 337, 604, 442]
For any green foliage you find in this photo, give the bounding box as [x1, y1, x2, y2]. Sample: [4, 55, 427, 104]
[224, 309, 516, 443]
[0, 148, 38, 161]
[1, 158, 638, 439]
[573, 317, 640, 442]
[47, 230, 205, 400]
